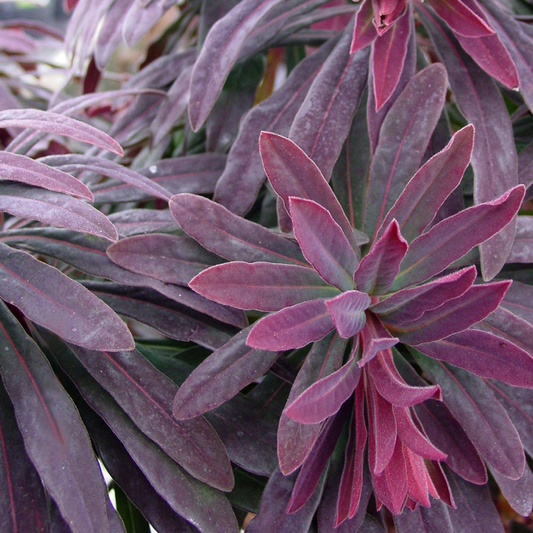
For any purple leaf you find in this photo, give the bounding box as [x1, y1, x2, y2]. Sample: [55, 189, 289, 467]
[0, 243, 134, 351]
[417, 4, 519, 280]
[278, 331, 346, 474]
[425, 0, 494, 37]
[173, 327, 279, 420]
[0, 303, 111, 533]
[170, 193, 306, 265]
[0, 109, 123, 156]
[501, 280, 533, 328]
[68, 345, 234, 491]
[122, 0, 176, 46]
[189, 0, 283, 131]
[285, 347, 361, 424]
[107, 233, 220, 286]
[372, 6, 411, 110]
[0, 183, 117, 241]
[379, 125, 474, 243]
[507, 216, 533, 264]
[247, 298, 335, 351]
[190, 262, 339, 312]
[354, 220, 408, 294]
[394, 500, 453, 533]
[392, 185, 525, 290]
[0, 152, 92, 200]
[413, 352, 525, 480]
[289, 197, 358, 291]
[259, 131, 359, 250]
[372, 266, 476, 326]
[490, 464, 533, 517]
[416, 328, 533, 388]
[108, 209, 177, 237]
[289, 19, 369, 180]
[359, 316, 398, 367]
[363, 64, 447, 240]
[388, 281, 510, 345]
[325, 291, 370, 338]
[350, 0, 377, 52]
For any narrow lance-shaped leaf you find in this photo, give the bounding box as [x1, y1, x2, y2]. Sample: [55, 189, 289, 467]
[425, 0, 494, 37]
[489, 464, 533, 517]
[350, 0, 377, 52]
[359, 315, 399, 367]
[325, 290, 370, 339]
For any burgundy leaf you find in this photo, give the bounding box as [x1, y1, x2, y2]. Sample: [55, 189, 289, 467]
[351, 0, 377, 52]
[0, 183, 117, 241]
[359, 317, 398, 367]
[0, 109, 122, 156]
[413, 352, 525, 480]
[290, 197, 358, 291]
[363, 64, 447, 240]
[372, 6, 411, 110]
[0, 303, 111, 533]
[170, 193, 306, 265]
[278, 332, 346, 474]
[388, 281, 510, 345]
[190, 262, 338, 312]
[259, 131, 359, 250]
[173, 327, 279, 420]
[325, 290, 370, 338]
[189, 0, 283, 131]
[68, 345, 234, 491]
[416, 328, 533, 388]
[0, 243, 133, 351]
[490, 464, 533, 517]
[354, 220, 408, 294]
[425, 0, 494, 37]
[0, 152, 92, 200]
[392, 185, 525, 290]
[289, 19, 369, 180]
[372, 266, 476, 326]
[284, 347, 361, 424]
[107, 233, 220, 286]
[379, 125, 474, 243]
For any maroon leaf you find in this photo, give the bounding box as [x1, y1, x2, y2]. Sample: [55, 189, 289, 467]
[354, 220, 408, 294]
[351, 0, 377, 52]
[0, 303, 111, 533]
[173, 327, 279, 420]
[359, 316, 399, 367]
[372, 6, 411, 110]
[392, 185, 525, 290]
[0, 109, 123, 156]
[325, 291, 370, 339]
[289, 197, 358, 291]
[170, 193, 306, 265]
[0, 183, 117, 241]
[190, 262, 339, 312]
[247, 298, 335, 351]
[372, 439, 406, 514]
[363, 64, 447, 240]
[425, 0, 494, 37]
[379, 125, 474, 243]
[189, 0, 283, 131]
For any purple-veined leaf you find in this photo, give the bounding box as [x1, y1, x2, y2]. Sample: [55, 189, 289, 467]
[107, 233, 220, 286]
[289, 19, 369, 180]
[417, 4, 518, 280]
[68, 344, 234, 491]
[170, 193, 306, 265]
[413, 351, 525, 480]
[247, 298, 335, 351]
[0, 109, 123, 156]
[289, 197, 358, 291]
[490, 464, 533, 517]
[259, 131, 358, 250]
[0, 182, 117, 241]
[214, 36, 338, 216]
[388, 281, 510, 345]
[392, 185, 525, 290]
[363, 64, 447, 240]
[425, 0, 494, 37]
[372, 266, 476, 326]
[372, 6, 411, 111]
[0, 303, 111, 533]
[0, 243, 133, 351]
[394, 499, 453, 533]
[351, 0, 377, 52]
[41, 154, 172, 202]
[354, 220, 408, 294]
[325, 290, 370, 339]
[189, 0, 283, 131]
[507, 216, 533, 263]
[108, 208, 178, 236]
[359, 315, 398, 367]
[173, 327, 279, 420]
[416, 328, 533, 388]
[284, 347, 361, 424]
[190, 262, 339, 312]
[379, 125, 474, 243]
[371, 440, 405, 513]
[0, 152, 92, 200]
[278, 331, 346, 474]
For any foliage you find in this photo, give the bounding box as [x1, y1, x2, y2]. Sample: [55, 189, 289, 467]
[2, 0, 533, 532]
